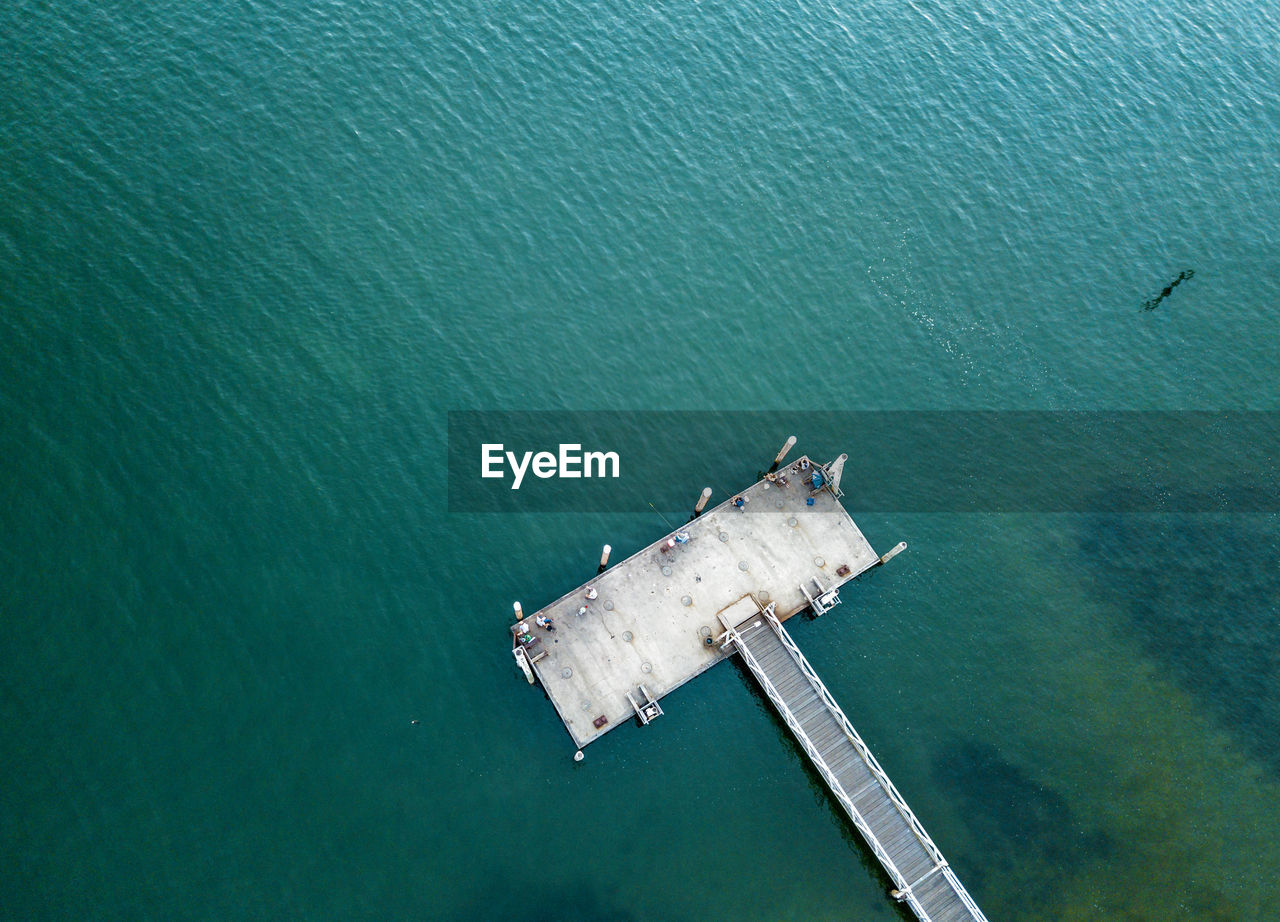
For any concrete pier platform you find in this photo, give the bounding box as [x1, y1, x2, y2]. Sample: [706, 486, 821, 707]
[517, 457, 880, 749]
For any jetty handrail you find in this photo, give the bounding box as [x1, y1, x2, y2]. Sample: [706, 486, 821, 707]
[760, 607, 989, 922]
[726, 618, 914, 898]
[763, 606, 943, 863]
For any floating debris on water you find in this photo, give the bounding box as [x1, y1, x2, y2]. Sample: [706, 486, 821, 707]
[1142, 269, 1195, 311]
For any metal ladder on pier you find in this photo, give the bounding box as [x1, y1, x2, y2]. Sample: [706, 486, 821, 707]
[725, 606, 988, 922]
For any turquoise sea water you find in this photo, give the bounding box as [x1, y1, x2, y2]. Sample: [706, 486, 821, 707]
[3, 0, 1279, 918]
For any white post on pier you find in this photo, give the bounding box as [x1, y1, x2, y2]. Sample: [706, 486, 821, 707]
[597, 544, 612, 574]
[877, 542, 907, 566]
[769, 435, 798, 473]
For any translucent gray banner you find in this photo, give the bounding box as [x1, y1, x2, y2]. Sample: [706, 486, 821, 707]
[447, 411, 1280, 513]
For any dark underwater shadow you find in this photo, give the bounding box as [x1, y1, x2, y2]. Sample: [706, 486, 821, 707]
[1076, 509, 1280, 777]
[930, 739, 1113, 916]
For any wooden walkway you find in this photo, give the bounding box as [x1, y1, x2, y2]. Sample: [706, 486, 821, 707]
[727, 605, 988, 922]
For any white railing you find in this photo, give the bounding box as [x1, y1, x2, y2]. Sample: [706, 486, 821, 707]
[759, 608, 990, 922]
[727, 625, 914, 900]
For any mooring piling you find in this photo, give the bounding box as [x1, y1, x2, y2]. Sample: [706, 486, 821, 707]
[877, 542, 907, 565]
[768, 435, 797, 473]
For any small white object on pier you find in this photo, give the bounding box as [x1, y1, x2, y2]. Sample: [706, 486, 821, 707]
[825, 453, 847, 496]
[800, 575, 841, 616]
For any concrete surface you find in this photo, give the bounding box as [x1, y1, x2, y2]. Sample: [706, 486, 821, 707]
[519, 457, 881, 749]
